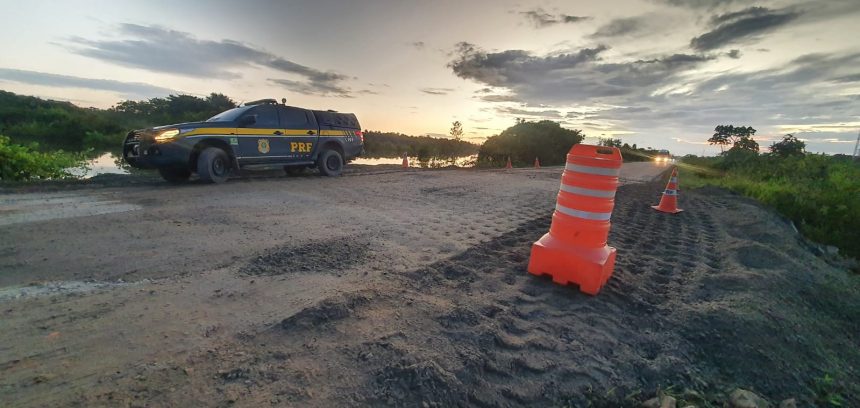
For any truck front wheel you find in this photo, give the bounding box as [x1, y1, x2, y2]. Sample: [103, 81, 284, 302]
[158, 167, 191, 183]
[197, 147, 230, 184]
[317, 149, 344, 177]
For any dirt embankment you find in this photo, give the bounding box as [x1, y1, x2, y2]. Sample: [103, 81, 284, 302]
[71, 180, 860, 407]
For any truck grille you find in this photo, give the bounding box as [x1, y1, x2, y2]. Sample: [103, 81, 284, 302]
[126, 131, 142, 143]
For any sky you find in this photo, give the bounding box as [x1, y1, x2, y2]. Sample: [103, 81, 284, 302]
[0, 0, 859, 155]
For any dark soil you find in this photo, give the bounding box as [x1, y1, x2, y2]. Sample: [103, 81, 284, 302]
[75, 180, 860, 407]
[240, 238, 371, 276]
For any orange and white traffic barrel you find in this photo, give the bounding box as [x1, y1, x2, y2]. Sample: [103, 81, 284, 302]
[527, 144, 622, 295]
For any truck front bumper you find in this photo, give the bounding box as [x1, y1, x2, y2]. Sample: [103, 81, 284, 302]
[123, 140, 192, 170]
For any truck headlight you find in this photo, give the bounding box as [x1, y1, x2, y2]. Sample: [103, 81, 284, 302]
[154, 128, 181, 142]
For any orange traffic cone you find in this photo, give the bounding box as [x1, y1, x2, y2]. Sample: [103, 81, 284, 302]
[652, 167, 683, 213]
[401, 152, 409, 168]
[527, 144, 623, 295]
[505, 156, 513, 169]
[534, 157, 541, 168]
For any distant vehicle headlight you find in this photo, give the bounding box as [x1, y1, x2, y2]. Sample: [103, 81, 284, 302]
[154, 128, 181, 142]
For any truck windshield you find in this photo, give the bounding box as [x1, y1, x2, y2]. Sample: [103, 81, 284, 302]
[206, 107, 248, 122]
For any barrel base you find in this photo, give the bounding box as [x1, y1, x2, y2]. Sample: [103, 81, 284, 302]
[527, 233, 616, 295]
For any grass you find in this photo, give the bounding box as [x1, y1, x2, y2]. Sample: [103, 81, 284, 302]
[0, 135, 84, 181]
[812, 374, 847, 407]
[678, 153, 860, 261]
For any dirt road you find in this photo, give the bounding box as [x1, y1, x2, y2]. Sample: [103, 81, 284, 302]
[1, 163, 858, 407]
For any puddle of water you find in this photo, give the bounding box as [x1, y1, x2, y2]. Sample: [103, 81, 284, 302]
[67, 153, 478, 176]
[67, 152, 130, 179]
[354, 155, 476, 167]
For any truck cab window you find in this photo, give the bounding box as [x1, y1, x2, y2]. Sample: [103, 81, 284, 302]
[280, 107, 309, 129]
[242, 105, 279, 128]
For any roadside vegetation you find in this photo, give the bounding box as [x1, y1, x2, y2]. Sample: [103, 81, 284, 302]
[681, 127, 860, 261]
[0, 90, 235, 151]
[362, 130, 479, 161]
[477, 120, 584, 166]
[0, 135, 83, 181]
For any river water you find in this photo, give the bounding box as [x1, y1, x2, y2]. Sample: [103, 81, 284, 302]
[68, 153, 477, 179]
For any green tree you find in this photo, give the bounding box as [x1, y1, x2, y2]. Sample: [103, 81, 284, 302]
[478, 120, 584, 167]
[599, 138, 622, 148]
[206, 93, 237, 112]
[708, 125, 759, 152]
[449, 121, 463, 141]
[731, 136, 760, 153]
[770, 134, 806, 157]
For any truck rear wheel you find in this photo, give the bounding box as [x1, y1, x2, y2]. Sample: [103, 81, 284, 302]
[158, 167, 191, 183]
[317, 149, 344, 177]
[197, 147, 230, 184]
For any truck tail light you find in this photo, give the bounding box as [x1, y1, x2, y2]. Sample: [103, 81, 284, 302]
[356, 130, 364, 143]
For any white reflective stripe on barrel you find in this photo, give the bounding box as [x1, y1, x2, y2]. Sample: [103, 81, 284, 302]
[559, 183, 616, 198]
[555, 203, 612, 221]
[664, 189, 678, 196]
[670, 177, 677, 183]
[564, 163, 621, 177]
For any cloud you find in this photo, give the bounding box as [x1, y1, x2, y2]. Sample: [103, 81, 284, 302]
[562, 15, 591, 23]
[479, 94, 520, 102]
[448, 42, 712, 102]
[0, 67, 176, 99]
[654, 0, 742, 9]
[65, 23, 354, 96]
[590, 16, 648, 38]
[690, 7, 801, 50]
[495, 107, 563, 118]
[268, 78, 353, 98]
[776, 121, 860, 133]
[519, 8, 591, 27]
[409, 41, 426, 49]
[831, 73, 860, 83]
[449, 37, 859, 154]
[727, 49, 742, 59]
[420, 87, 455, 95]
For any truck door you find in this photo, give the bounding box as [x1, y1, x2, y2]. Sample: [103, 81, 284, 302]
[278, 106, 318, 162]
[235, 104, 285, 162]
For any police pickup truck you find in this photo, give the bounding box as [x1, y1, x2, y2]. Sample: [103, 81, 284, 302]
[122, 99, 363, 183]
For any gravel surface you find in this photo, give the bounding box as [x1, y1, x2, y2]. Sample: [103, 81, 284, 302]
[3, 163, 856, 407]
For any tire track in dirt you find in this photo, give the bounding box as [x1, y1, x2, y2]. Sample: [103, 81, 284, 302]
[66, 180, 860, 407]
[259, 183, 858, 407]
[78, 182, 679, 406]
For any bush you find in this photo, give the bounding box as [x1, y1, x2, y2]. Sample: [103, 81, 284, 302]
[478, 121, 584, 167]
[362, 131, 479, 159]
[82, 130, 125, 149]
[681, 154, 860, 259]
[0, 135, 83, 181]
[0, 90, 235, 151]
